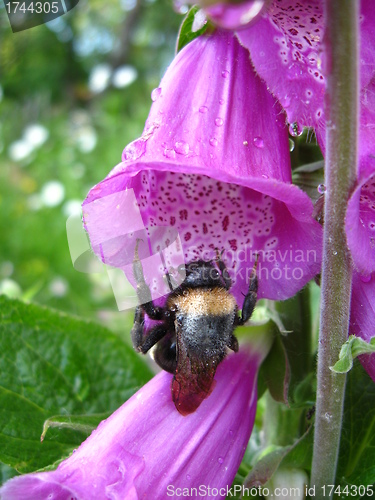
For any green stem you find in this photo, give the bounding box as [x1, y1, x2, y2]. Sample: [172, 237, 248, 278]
[310, 1, 359, 494]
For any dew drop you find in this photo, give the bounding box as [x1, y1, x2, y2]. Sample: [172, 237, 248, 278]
[333, 250, 338, 256]
[324, 412, 332, 422]
[218, 457, 224, 464]
[209, 138, 218, 147]
[317, 183, 326, 194]
[243, 141, 248, 146]
[360, 273, 372, 283]
[151, 87, 162, 102]
[289, 138, 295, 152]
[262, 174, 269, 179]
[163, 148, 176, 159]
[122, 139, 146, 161]
[219, 98, 225, 105]
[174, 141, 189, 155]
[283, 95, 291, 108]
[221, 70, 229, 78]
[186, 474, 191, 480]
[253, 136, 264, 148]
[199, 106, 208, 114]
[215, 118, 223, 127]
[289, 122, 303, 137]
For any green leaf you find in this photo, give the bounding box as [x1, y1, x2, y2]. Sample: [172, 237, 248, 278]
[243, 426, 313, 488]
[330, 335, 375, 373]
[292, 161, 325, 202]
[336, 361, 375, 487]
[176, 6, 209, 53]
[261, 334, 290, 404]
[0, 296, 153, 473]
[271, 287, 316, 407]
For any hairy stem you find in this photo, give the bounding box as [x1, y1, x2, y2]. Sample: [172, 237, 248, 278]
[310, 0, 359, 493]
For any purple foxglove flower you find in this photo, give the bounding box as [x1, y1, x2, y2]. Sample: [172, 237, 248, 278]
[0, 347, 264, 500]
[234, 0, 375, 137]
[83, 30, 322, 304]
[345, 76, 375, 277]
[350, 273, 375, 383]
[234, 0, 326, 135]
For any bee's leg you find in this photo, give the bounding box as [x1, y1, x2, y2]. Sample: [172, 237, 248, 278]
[153, 334, 177, 373]
[133, 239, 163, 320]
[227, 334, 239, 352]
[163, 267, 179, 292]
[131, 306, 168, 353]
[215, 249, 232, 290]
[236, 257, 258, 325]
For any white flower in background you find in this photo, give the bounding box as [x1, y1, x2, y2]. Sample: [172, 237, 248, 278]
[40, 181, 65, 207]
[89, 64, 112, 93]
[23, 124, 49, 148]
[112, 65, 138, 88]
[8, 123, 49, 162]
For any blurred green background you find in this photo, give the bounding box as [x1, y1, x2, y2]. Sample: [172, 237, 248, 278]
[0, 0, 183, 332]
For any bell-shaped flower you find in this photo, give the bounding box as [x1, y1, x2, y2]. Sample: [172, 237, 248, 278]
[0, 345, 268, 500]
[83, 30, 322, 305]
[345, 76, 375, 277]
[207, 0, 374, 139]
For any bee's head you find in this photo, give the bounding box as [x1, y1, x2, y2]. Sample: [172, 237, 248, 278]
[178, 260, 221, 287]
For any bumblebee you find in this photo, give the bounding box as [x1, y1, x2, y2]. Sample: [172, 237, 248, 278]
[131, 243, 258, 416]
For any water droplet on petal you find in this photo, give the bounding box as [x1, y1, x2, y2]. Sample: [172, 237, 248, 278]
[253, 136, 264, 148]
[219, 98, 225, 105]
[289, 122, 303, 137]
[163, 148, 176, 159]
[262, 174, 269, 179]
[209, 138, 218, 147]
[151, 87, 162, 102]
[317, 184, 326, 194]
[215, 118, 223, 127]
[174, 141, 189, 155]
[243, 141, 248, 146]
[283, 95, 291, 108]
[333, 250, 338, 256]
[186, 474, 191, 480]
[289, 138, 295, 152]
[122, 139, 146, 161]
[199, 106, 208, 114]
[218, 457, 224, 464]
[221, 70, 229, 78]
[360, 273, 372, 283]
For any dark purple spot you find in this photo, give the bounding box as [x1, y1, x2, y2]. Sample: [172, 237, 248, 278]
[222, 216, 229, 231]
[170, 216, 176, 226]
[180, 210, 188, 221]
[184, 232, 192, 242]
[203, 223, 208, 234]
[229, 239, 237, 251]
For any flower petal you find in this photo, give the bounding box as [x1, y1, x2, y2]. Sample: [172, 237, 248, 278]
[83, 30, 322, 302]
[204, 0, 269, 31]
[346, 172, 375, 275]
[236, 0, 325, 133]
[350, 273, 375, 382]
[0, 347, 265, 500]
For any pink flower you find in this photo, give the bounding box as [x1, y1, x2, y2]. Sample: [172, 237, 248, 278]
[83, 30, 322, 304]
[0, 347, 266, 500]
[350, 274, 375, 382]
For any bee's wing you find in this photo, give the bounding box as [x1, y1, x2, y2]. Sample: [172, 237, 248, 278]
[171, 329, 220, 416]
